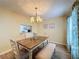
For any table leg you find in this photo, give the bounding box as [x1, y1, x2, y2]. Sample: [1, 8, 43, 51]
[29, 50, 32, 59]
[43, 43, 44, 47]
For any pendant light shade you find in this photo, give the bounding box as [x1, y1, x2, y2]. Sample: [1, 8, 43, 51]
[30, 7, 43, 23]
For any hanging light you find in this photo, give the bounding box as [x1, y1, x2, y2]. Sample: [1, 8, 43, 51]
[31, 7, 42, 23]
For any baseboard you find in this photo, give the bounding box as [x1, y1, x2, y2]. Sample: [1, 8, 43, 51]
[48, 42, 67, 46]
[0, 49, 12, 55]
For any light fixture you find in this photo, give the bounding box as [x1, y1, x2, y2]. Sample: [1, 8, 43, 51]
[31, 7, 43, 23]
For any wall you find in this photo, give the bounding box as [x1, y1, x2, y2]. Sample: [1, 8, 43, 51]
[38, 17, 66, 45]
[0, 7, 37, 53]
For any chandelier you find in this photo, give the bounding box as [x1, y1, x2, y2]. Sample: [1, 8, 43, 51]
[30, 7, 43, 23]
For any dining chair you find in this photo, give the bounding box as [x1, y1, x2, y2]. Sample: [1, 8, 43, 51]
[10, 39, 29, 59]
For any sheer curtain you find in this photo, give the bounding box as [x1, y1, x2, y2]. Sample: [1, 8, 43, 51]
[67, 6, 79, 59]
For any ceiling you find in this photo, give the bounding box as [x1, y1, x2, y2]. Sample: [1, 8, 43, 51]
[0, 0, 76, 19]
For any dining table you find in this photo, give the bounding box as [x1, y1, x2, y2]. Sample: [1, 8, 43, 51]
[17, 36, 48, 59]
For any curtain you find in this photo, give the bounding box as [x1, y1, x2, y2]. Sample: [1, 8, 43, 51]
[67, 7, 79, 59]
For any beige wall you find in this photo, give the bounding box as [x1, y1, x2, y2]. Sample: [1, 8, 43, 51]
[0, 7, 38, 53]
[38, 17, 66, 45]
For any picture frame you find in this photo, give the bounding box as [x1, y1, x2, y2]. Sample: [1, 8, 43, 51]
[19, 24, 32, 33]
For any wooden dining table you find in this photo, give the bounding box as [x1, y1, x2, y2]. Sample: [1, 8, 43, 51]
[17, 36, 48, 59]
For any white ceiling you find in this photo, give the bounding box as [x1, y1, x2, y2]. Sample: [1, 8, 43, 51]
[0, 0, 76, 19]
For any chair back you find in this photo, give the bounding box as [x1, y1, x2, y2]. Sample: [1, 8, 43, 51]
[10, 39, 20, 59]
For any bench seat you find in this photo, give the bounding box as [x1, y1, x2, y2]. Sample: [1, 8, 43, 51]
[36, 43, 56, 59]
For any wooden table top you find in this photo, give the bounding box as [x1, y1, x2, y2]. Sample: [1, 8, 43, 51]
[17, 36, 48, 50]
